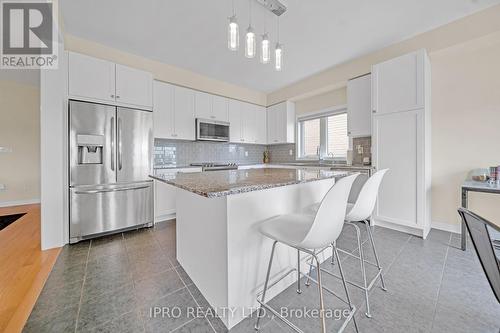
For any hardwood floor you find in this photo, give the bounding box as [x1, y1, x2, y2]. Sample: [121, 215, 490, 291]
[0, 204, 60, 332]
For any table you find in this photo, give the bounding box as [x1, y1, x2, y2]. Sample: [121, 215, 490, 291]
[461, 180, 500, 250]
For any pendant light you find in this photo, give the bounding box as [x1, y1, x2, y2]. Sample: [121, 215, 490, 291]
[227, 0, 239, 51]
[245, 0, 256, 58]
[260, 15, 270, 64]
[275, 16, 283, 71]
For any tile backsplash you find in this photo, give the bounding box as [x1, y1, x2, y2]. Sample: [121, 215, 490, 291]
[154, 139, 268, 166]
[352, 136, 372, 165]
[267, 144, 296, 163]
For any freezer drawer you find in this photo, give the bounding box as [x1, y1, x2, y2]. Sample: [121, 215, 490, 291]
[70, 182, 153, 243]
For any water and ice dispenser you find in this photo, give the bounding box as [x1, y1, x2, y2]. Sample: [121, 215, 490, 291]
[77, 134, 104, 164]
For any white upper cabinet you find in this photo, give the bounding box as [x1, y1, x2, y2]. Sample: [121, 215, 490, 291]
[212, 95, 229, 122]
[242, 103, 256, 143]
[228, 99, 243, 143]
[194, 91, 212, 119]
[153, 81, 175, 139]
[195, 91, 229, 122]
[173, 85, 196, 140]
[115, 64, 153, 109]
[347, 74, 371, 137]
[228, 100, 265, 144]
[267, 101, 295, 144]
[372, 49, 426, 115]
[153, 81, 195, 141]
[254, 105, 267, 144]
[68, 52, 115, 104]
[68, 52, 153, 109]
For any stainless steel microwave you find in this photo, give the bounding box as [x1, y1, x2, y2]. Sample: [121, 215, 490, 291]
[196, 118, 230, 142]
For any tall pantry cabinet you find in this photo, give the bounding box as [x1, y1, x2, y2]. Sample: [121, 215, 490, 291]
[371, 49, 431, 238]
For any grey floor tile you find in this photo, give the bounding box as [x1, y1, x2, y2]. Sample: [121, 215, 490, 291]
[175, 264, 194, 286]
[27, 278, 84, 322]
[23, 304, 79, 333]
[78, 310, 145, 333]
[171, 317, 214, 333]
[77, 284, 139, 331]
[141, 287, 197, 333]
[88, 234, 127, 261]
[134, 268, 186, 305]
[431, 305, 500, 333]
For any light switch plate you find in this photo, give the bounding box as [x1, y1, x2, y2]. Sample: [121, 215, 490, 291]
[0, 184, 6, 191]
[245, 151, 248, 157]
[289, 149, 293, 156]
[0, 147, 13, 153]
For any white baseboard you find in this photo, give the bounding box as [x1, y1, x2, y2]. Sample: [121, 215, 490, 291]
[154, 210, 176, 223]
[431, 221, 461, 235]
[0, 198, 40, 208]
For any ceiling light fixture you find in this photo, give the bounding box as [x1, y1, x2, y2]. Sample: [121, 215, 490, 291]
[275, 16, 282, 71]
[227, 0, 287, 70]
[260, 14, 270, 64]
[245, 0, 256, 58]
[227, 0, 239, 51]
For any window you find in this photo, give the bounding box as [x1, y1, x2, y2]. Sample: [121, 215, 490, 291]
[297, 109, 348, 160]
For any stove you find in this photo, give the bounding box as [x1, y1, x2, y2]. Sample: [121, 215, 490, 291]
[190, 162, 238, 171]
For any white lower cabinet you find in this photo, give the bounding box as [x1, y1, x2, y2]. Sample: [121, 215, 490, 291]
[154, 168, 202, 222]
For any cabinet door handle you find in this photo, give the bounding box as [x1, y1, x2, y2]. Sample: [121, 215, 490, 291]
[372, 110, 376, 113]
[116, 95, 120, 99]
[210, 115, 216, 119]
[110, 94, 115, 98]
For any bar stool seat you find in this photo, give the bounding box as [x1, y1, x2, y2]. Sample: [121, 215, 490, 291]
[255, 174, 360, 333]
[259, 214, 315, 246]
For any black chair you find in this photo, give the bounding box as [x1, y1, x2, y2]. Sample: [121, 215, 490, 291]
[458, 208, 500, 303]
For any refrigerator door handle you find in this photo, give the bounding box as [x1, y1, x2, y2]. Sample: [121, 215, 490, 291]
[118, 117, 123, 170]
[110, 116, 115, 171]
[74, 184, 150, 194]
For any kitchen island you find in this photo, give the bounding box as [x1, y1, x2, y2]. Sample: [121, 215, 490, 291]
[151, 167, 349, 329]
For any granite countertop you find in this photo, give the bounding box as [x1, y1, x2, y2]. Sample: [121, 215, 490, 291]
[150, 168, 349, 198]
[279, 163, 373, 170]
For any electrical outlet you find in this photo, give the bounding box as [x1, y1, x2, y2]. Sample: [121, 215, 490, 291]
[0, 184, 6, 191]
[289, 149, 293, 156]
[245, 151, 248, 157]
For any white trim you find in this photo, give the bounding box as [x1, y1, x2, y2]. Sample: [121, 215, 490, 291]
[296, 104, 347, 121]
[431, 221, 461, 235]
[154, 210, 176, 223]
[0, 198, 40, 208]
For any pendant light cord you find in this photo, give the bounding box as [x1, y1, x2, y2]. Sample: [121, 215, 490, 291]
[232, 0, 235, 16]
[248, 0, 252, 26]
[277, 16, 280, 42]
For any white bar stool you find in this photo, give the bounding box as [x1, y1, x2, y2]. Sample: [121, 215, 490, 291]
[305, 169, 389, 318]
[255, 174, 359, 333]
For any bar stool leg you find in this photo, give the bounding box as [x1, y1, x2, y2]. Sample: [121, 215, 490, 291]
[296, 249, 302, 294]
[364, 220, 387, 291]
[334, 246, 359, 333]
[255, 241, 278, 331]
[305, 250, 315, 287]
[313, 254, 327, 333]
[330, 240, 336, 265]
[352, 223, 371, 318]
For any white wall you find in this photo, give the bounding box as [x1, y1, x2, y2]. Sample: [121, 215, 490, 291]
[40, 41, 67, 250]
[0, 80, 40, 207]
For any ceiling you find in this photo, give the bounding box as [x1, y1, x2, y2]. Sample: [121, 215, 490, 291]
[60, 0, 500, 93]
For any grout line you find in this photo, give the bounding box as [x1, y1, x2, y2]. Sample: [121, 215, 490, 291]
[169, 317, 197, 332]
[73, 241, 92, 333]
[428, 233, 452, 333]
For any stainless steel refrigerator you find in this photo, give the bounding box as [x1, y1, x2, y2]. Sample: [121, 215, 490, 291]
[69, 100, 153, 243]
